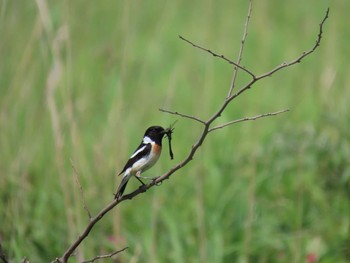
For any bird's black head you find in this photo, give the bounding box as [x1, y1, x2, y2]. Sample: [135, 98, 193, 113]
[144, 126, 165, 145]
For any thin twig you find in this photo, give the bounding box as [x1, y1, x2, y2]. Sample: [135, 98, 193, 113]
[208, 109, 290, 132]
[253, 8, 329, 81]
[159, 108, 206, 124]
[179, 35, 256, 79]
[70, 159, 92, 220]
[81, 247, 128, 263]
[227, 0, 253, 97]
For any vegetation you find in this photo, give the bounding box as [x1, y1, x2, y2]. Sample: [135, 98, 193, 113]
[1, 0, 349, 262]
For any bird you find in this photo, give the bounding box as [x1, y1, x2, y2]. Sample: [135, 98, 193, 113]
[115, 126, 166, 199]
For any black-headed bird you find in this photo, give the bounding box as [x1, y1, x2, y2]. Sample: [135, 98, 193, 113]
[115, 126, 166, 199]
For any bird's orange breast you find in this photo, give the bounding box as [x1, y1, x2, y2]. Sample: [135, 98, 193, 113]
[153, 143, 161, 155]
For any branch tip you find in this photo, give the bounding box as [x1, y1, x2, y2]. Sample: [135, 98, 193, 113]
[81, 247, 128, 263]
[209, 109, 290, 132]
[159, 108, 205, 124]
[179, 35, 255, 78]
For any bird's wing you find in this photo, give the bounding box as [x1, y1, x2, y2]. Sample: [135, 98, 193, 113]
[118, 143, 152, 175]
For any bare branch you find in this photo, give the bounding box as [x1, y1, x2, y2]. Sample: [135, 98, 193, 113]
[70, 159, 92, 220]
[59, 198, 121, 262]
[208, 109, 290, 132]
[81, 247, 128, 263]
[227, 0, 253, 97]
[159, 108, 206, 124]
[179, 35, 256, 79]
[222, 8, 330, 114]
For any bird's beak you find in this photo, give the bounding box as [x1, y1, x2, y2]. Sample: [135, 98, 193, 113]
[163, 128, 171, 137]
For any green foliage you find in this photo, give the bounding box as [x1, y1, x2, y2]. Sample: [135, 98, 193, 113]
[1, 0, 349, 262]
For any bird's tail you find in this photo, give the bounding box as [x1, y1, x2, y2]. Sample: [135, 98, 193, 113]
[115, 174, 130, 199]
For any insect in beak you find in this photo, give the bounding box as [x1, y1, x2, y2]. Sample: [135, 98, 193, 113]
[164, 120, 177, 160]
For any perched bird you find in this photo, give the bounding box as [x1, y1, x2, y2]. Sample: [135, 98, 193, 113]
[115, 126, 166, 199]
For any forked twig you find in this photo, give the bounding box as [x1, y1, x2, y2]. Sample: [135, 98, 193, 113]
[208, 7, 330, 125]
[228, 0, 253, 97]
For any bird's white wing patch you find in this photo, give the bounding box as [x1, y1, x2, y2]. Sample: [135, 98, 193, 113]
[130, 145, 147, 159]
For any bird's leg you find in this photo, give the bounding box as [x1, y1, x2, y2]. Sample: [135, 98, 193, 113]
[134, 171, 145, 185]
[135, 176, 145, 185]
[135, 170, 155, 180]
[135, 171, 161, 186]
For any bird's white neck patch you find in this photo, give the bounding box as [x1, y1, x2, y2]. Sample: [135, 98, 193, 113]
[143, 136, 153, 144]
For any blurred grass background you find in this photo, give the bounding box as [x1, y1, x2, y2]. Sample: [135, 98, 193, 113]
[1, 0, 349, 262]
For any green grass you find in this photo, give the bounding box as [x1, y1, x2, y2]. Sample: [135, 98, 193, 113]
[1, 0, 349, 262]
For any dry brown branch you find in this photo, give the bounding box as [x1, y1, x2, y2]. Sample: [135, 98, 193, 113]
[70, 159, 92, 220]
[227, 0, 253, 97]
[203, 7, 329, 128]
[54, 6, 329, 263]
[81, 247, 128, 263]
[58, 199, 124, 262]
